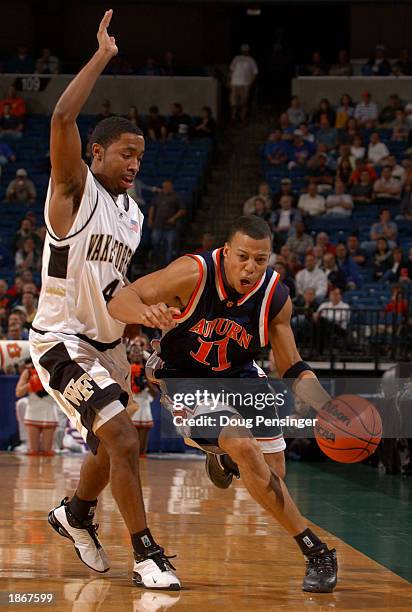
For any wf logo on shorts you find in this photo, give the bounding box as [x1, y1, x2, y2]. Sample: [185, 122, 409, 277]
[63, 373, 95, 407]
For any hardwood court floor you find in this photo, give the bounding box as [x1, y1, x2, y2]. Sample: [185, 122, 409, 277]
[0, 452, 411, 611]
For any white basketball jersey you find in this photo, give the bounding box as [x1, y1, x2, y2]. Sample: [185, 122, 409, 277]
[33, 168, 143, 343]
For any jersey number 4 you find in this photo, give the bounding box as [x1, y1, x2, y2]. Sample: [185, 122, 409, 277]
[102, 279, 120, 303]
[190, 337, 231, 372]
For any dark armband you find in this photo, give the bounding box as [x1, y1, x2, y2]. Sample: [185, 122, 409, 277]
[282, 361, 330, 412]
[282, 361, 314, 381]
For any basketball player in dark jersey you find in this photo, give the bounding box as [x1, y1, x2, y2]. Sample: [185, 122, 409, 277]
[108, 216, 338, 593]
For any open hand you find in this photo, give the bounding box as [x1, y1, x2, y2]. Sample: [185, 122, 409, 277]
[97, 9, 118, 58]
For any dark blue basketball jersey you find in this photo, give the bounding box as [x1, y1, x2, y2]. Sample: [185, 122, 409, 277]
[158, 248, 289, 377]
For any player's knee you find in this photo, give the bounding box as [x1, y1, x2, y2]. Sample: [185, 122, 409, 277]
[99, 413, 139, 461]
[221, 436, 261, 467]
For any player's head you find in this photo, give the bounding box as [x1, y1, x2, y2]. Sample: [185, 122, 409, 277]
[223, 215, 272, 294]
[90, 117, 145, 195]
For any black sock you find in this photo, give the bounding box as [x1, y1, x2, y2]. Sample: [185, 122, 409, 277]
[131, 528, 158, 559]
[294, 528, 326, 556]
[68, 494, 97, 523]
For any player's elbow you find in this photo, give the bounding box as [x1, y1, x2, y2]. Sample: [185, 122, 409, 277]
[52, 106, 76, 125]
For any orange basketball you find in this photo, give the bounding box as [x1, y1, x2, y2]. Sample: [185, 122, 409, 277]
[314, 395, 382, 463]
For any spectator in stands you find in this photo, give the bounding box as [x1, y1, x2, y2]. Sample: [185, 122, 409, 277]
[350, 158, 377, 184]
[0, 280, 11, 312]
[104, 55, 134, 76]
[354, 91, 378, 126]
[339, 117, 360, 145]
[148, 180, 186, 265]
[381, 247, 412, 283]
[167, 102, 192, 139]
[15, 238, 41, 273]
[363, 210, 397, 250]
[7, 46, 34, 74]
[335, 243, 361, 288]
[286, 221, 313, 258]
[314, 287, 350, 353]
[295, 254, 327, 303]
[279, 113, 294, 140]
[312, 244, 325, 267]
[350, 134, 366, 161]
[273, 262, 295, 298]
[362, 45, 392, 76]
[308, 154, 335, 192]
[346, 234, 367, 266]
[315, 115, 338, 151]
[286, 96, 306, 127]
[298, 183, 325, 217]
[406, 103, 412, 129]
[5, 169, 36, 205]
[7, 311, 28, 338]
[386, 154, 405, 183]
[272, 195, 301, 236]
[336, 143, 355, 168]
[10, 218, 41, 254]
[126, 106, 143, 131]
[243, 182, 273, 214]
[298, 122, 315, 143]
[291, 286, 318, 338]
[322, 253, 347, 292]
[6, 322, 25, 341]
[147, 105, 167, 142]
[373, 237, 393, 280]
[229, 44, 258, 123]
[335, 94, 355, 129]
[391, 110, 409, 142]
[288, 131, 315, 169]
[307, 143, 335, 172]
[21, 291, 37, 326]
[329, 50, 353, 77]
[0, 103, 24, 140]
[94, 99, 114, 125]
[271, 178, 295, 208]
[303, 52, 327, 76]
[264, 130, 290, 166]
[0, 140, 16, 167]
[373, 166, 402, 202]
[161, 51, 177, 76]
[368, 132, 390, 166]
[311, 99, 336, 128]
[399, 180, 412, 219]
[336, 157, 354, 186]
[138, 57, 161, 76]
[35, 48, 60, 74]
[252, 197, 272, 222]
[194, 232, 215, 253]
[0, 85, 26, 120]
[392, 49, 412, 76]
[315, 231, 336, 255]
[379, 94, 403, 126]
[383, 284, 408, 316]
[325, 179, 354, 216]
[193, 106, 216, 139]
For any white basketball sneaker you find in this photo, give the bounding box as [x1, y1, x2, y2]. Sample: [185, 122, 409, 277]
[48, 497, 110, 573]
[133, 548, 181, 591]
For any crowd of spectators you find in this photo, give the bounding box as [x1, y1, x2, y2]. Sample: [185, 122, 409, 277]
[300, 46, 412, 76]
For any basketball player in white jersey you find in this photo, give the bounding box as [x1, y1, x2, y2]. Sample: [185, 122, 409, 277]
[29, 10, 180, 590]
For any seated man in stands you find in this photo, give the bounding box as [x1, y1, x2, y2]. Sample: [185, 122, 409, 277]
[346, 234, 367, 266]
[167, 102, 192, 139]
[350, 158, 377, 185]
[373, 166, 402, 203]
[243, 181, 273, 214]
[147, 105, 167, 142]
[0, 103, 24, 139]
[35, 47, 60, 74]
[0, 85, 26, 119]
[288, 131, 316, 169]
[285, 220, 313, 258]
[315, 115, 338, 151]
[307, 153, 335, 193]
[272, 178, 297, 208]
[5, 169, 37, 205]
[11, 218, 42, 255]
[298, 182, 325, 217]
[325, 179, 353, 217]
[362, 46, 391, 76]
[335, 242, 361, 288]
[315, 231, 336, 255]
[264, 130, 290, 166]
[381, 247, 412, 283]
[291, 287, 318, 345]
[295, 253, 328, 303]
[286, 96, 307, 127]
[351, 170, 374, 204]
[148, 180, 186, 265]
[272, 195, 301, 239]
[193, 106, 216, 140]
[354, 91, 378, 126]
[322, 253, 347, 292]
[313, 287, 350, 354]
[367, 132, 390, 167]
[329, 50, 353, 76]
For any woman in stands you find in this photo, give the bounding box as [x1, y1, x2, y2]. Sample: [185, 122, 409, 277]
[373, 237, 393, 281]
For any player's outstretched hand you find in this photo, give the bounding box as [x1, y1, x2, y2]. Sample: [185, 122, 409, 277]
[140, 304, 180, 330]
[97, 9, 118, 58]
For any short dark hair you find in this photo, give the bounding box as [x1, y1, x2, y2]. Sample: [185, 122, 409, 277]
[227, 215, 272, 243]
[90, 116, 143, 149]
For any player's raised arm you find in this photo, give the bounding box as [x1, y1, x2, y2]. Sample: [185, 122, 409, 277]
[108, 255, 200, 328]
[49, 10, 118, 237]
[269, 297, 331, 412]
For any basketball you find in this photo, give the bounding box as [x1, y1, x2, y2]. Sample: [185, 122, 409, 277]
[315, 395, 382, 463]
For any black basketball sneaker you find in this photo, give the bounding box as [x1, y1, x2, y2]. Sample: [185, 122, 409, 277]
[302, 548, 338, 593]
[205, 453, 240, 489]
